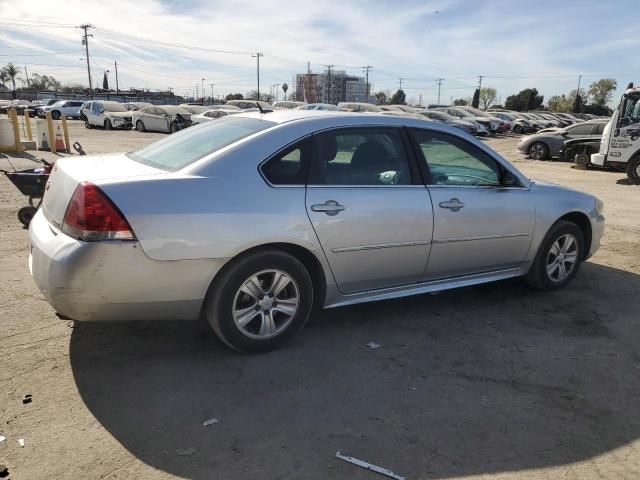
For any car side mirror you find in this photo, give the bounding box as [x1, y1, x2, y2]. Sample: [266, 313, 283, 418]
[378, 170, 400, 185]
[502, 170, 521, 187]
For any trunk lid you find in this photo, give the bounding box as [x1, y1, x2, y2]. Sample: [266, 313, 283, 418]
[42, 153, 164, 229]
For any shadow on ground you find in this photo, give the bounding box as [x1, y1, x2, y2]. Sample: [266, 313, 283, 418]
[70, 262, 640, 479]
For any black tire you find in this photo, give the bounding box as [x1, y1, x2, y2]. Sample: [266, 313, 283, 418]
[528, 142, 549, 160]
[204, 249, 314, 353]
[85, 120, 93, 129]
[574, 152, 590, 167]
[135, 120, 146, 132]
[51, 110, 61, 120]
[626, 155, 640, 184]
[631, 135, 638, 142]
[104, 119, 112, 130]
[525, 220, 584, 291]
[169, 121, 179, 133]
[17, 206, 37, 227]
[514, 125, 524, 134]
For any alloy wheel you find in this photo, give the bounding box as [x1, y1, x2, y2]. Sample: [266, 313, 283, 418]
[232, 269, 299, 339]
[546, 233, 578, 282]
[529, 143, 545, 160]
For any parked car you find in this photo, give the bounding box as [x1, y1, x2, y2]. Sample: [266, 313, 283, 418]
[132, 105, 192, 133]
[0, 99, 11, 114]
[179, 104, 209, 114]
[296, 103, 339, 111]
[190, 108, 242, 124]
[81, 101, 133, 130]
[201, 104, 241, 111]
[517, 119, 608, 160]
[459, 107, 510, 133]
[434, 107, 498, 134]
[226, 100, 272, 110]
[123, 102, 153, 111]
[272, 101, 307, 109]
[39, 100, 84, 119]
[487, 111, 534, 134]
[29, 111, 604, 353]
[417, 109, 480, 135]
[337, 102, 382, 112]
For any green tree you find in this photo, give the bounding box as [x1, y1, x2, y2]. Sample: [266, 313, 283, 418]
[2, 63, 21, 93]
[374, 91, 388, 105]
[0, 68, 9, 88]
[505, 88, 544, 111]
[588, 78, 617, 106]
[479, 87, 497, 110]
[453, 98, 468, 106]
[547, 94, 573, 112]
[471, 88, 480, 108]
[29, 73, 61, 91]
[389, 89, 406, 105]
[225, 93, 244, 101]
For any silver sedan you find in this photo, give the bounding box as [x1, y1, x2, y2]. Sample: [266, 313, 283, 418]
[29, 111, 605, 352]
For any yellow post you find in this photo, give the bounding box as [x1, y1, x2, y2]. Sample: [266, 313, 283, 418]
[45, 111, 55, 154]
[61, 114, 71, 153]
[23, 110, 33, 141]
[9, 109, 24, 153]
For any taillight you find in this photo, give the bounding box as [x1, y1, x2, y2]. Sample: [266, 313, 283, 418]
[62, 182, 135, 241]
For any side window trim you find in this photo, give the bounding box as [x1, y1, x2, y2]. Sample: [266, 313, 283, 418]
[408, 128, 524, 189]
[258, 136, 311, 187]
[307, 126, 419, 187]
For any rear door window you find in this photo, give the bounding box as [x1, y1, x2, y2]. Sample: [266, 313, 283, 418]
[261, 139, 309, 185]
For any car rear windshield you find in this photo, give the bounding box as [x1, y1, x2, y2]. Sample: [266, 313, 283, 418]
[127, 116, 276, 171]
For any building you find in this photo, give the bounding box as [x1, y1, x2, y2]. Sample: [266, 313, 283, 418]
[295, 68, 370, 104]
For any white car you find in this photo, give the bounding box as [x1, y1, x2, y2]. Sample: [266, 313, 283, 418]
[132, 105, 192, 133]
[272, 101, 307, 109]
[39, 100, 84, 120]
[123, 102, 153, 111]
[81, 101, 133, 130]
[190, 108, 242, 124]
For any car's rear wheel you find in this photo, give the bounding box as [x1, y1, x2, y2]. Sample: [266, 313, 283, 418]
[51, 110, 61, 120]
[513, 125, 524, 134]
[627, 155, 640, 184]
[528, 142, 549, 160]
[205, 250, 313, 353]
[136, 120, 146, 132]
[525, 220, 584, 290]
[84, 120, 92, 129]
[104, 119, 112, 130]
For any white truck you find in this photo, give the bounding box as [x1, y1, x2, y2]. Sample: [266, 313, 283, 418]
[591, 84, 640, 183]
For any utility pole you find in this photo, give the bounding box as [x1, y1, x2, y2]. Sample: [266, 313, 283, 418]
[114, 61, 119, 95]
[24, 66, 30, 88]
[201, 78, 205, 102]
[209, 83, 215, 102]
[398, 78, 404, 91]
[478, 75, 483, 90]
[325, 65, 334, 104]
[79, 24, 95, 97]
[362, 65, 373, 103]
[576, 74, 582, 97]
[252, 52, 263, 100]
[418, 92, 422, 107]
[195, 84, 199, 99]
[436, 78, 444, 105]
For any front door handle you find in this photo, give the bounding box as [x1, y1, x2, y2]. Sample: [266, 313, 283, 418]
[439, 198, 465, 212]
[311, 200, 345, 216]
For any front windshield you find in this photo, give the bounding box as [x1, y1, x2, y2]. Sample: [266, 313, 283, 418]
[104, 102, 128, 112]
[128, 116, 275, 171]
[620, 93, 640, 125]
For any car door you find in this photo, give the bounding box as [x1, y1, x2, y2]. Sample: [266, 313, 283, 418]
[89, 102, 102, 126]
[305, 127, 433, 294]
[410, 129, 535, 279]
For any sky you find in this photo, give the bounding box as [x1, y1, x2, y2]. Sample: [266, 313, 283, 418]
[0, 0, 638, 104]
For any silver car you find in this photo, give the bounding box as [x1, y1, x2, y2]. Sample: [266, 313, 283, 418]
[29, 111, 604, 353]
[132, 105, 192, 133]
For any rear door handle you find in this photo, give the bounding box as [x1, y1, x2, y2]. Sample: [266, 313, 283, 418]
[311, 200, 345, 216]
[439, 198, 465, 212]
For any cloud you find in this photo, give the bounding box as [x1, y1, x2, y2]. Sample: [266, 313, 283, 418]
[0, 0, 635, 103]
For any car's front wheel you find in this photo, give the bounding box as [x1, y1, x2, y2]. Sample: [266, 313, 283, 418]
[205, 250, 313, 353]
[525, 220, 584, 290]
[528, 142, 549, 160]
[136, 120, 146, 132]
[104, 119, 112, 130]
[513, 125, 524, 134]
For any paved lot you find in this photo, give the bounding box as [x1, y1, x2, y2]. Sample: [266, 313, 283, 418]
[1, 122, 640, 480]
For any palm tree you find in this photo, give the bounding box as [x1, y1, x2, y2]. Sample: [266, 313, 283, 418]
[3, 63, 21, 93]
[0, 68, 9, 90]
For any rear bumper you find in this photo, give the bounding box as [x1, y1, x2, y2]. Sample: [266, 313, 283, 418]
[28, 210, 225, 321]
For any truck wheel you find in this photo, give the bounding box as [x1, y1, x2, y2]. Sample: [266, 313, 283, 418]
[626, 156, 640, 184]
[574, 152, 590, 167]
